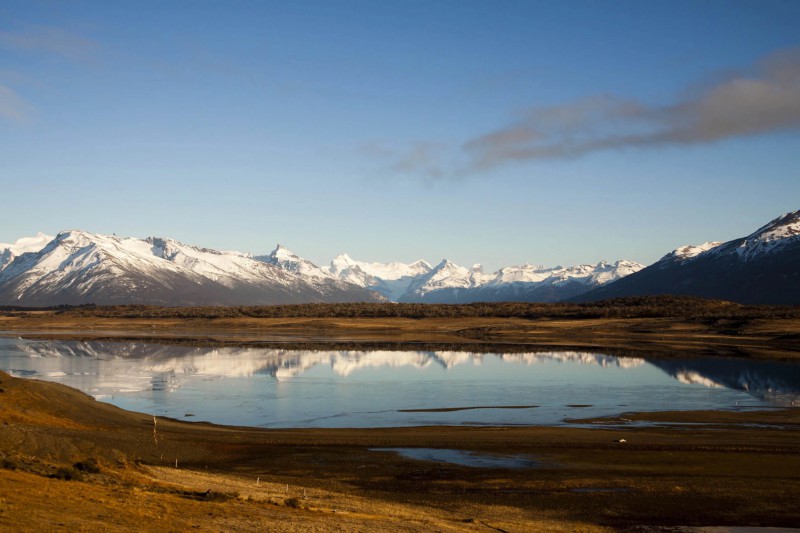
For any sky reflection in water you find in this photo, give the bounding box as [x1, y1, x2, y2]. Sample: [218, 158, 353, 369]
[0, 337, 798, 428]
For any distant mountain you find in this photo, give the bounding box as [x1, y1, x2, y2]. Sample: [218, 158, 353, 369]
[465, 260, 644, 303]
[577, 210, 800, 305]
[398, 259, 642, 303]
[0, 231, 383, 306]
[254, 244, 337, 281]
[327, 253, 433, 301]
[325, 254, 643, 304]
[26, 214, 796, 306]
[0, 232, 53, 271]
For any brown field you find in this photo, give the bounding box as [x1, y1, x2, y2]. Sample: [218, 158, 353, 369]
[2, 299, 800, 530]
[2, 299, 800, 360]
[2, 369, 800, 532]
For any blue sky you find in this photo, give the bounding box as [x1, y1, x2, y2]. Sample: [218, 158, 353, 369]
[1, 0, 799, 271]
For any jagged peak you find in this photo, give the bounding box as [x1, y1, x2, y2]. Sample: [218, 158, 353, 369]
[659, 241, 721, 263]
[744, 209, 800, 244]
[269, 243, 299, 260]
[433, 258, 457, 269]
[333, 252, 354, 262]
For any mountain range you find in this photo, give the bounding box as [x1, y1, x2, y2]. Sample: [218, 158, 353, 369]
[1, 209, 797, 306]
[576, 210, 800, 305]
[0, 231, 382, 306]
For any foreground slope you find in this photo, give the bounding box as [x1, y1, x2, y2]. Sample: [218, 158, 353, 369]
[2, 364, 800, 531]
[578, 210, 800, 304]
[0, 231, 383, 306]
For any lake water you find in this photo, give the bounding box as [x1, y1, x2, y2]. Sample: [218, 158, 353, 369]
[1, 337, 798, 428]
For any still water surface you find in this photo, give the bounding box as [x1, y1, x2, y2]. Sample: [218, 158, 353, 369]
[1, 337, 798, 428]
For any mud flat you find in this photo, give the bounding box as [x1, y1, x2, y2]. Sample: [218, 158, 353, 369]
[2, 369, 800, 531]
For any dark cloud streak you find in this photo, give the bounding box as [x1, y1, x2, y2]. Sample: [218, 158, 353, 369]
[373, 48, 800, 179]
[466, 48, 800, 172]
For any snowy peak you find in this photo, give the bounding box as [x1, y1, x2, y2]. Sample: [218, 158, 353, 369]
[254, 245, 334, 280]
[269, 244, 299, 262]
[0, 232, 53, 255]
[403, 259, 490, 298]
[734, 209, 800, 260]
[409, 259, 433, 271]
[0, 230, 383, 306]
[659, 242, 722, 264]
[656, 210, 800, 265]
[483, 260, 644, 289]
[576, 208, 800, 305]
[324, 251, 643, 303]
[328, 253, 356, 276]
[0, 232, 53, 271]
[328, 254, 432, 281]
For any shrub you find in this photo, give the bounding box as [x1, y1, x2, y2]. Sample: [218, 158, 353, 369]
[51, 466, 81, 480]
[73, 458, 100, 473]
[284, 497, 302, 508]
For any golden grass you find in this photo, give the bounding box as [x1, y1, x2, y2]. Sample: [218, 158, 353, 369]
[1, 369, 800, 531]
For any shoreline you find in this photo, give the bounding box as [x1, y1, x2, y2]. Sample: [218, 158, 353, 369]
[2, 311, 800, 360]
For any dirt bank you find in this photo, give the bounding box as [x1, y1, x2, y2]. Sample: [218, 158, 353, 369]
[2, 370, 800, 531]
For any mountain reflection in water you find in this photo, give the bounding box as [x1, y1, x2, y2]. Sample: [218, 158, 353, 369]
[0, 337, 798, 428]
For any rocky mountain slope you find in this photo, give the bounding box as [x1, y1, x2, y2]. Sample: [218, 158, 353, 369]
[577, 210, 800, 305]
[8, 210, 795, 306]
[0, 231, 383, 306]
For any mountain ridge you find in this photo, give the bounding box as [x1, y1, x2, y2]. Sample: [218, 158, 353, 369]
[3, 209, 797, 306]
[576, 210, 800, 305]
[0, 231, 383, 306]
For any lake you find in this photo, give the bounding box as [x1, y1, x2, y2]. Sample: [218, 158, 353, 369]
[1, 337, 798, 428]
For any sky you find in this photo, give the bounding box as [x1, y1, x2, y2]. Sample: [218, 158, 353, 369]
[1, 0, 799, 271]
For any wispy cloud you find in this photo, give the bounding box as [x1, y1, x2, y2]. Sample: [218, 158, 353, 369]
[360, 141, 449, 183]
[0, 84, 32, 123]
[373, 47, 800, 179]
[0, 24, 100, 62]
[0, 24, 100, 124]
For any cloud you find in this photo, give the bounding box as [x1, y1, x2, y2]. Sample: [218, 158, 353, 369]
[465, 47, 800, 171]
[361, 140, 448, 182]
[370, 47, 800, 179]
[0, 24, 100, 62]
[0, 84, 32, 123]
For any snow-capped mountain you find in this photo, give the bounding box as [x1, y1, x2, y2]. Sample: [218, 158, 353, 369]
[6, 210, 795, 307]
[466, 260, 644, 303]
[0, 231, 383, 306]
[327, 253, 433, 301]
[255, 244, 336, 281]
[578, 210, 800, 304]
[658, 242, 722, 266]
[0, 232, 53, 271]
[325, 253, 643, 303]
[398, 260, 493, 303]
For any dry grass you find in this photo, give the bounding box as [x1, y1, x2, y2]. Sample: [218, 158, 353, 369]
[1, 369, 800, 531]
